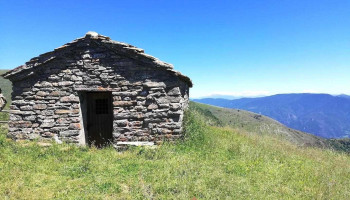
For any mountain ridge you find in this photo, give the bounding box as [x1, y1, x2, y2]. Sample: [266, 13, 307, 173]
[190, 101, 328, 148]
[194, 93, 350, 139]
[191, 101, 350, 153]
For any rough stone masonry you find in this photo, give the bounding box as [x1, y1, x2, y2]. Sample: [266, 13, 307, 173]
[2, 31, 192, 147]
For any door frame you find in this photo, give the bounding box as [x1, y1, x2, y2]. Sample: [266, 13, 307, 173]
[78, 91, 113, 147]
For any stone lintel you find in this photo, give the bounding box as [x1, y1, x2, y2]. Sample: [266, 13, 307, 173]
[74, 87, 115, 92]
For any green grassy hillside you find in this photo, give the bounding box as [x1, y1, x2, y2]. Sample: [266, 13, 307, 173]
[195, 94, 350, 138]
[1, 103, 350, 199]
[190, 102, 328, 148]
[192, 102, 350, 153]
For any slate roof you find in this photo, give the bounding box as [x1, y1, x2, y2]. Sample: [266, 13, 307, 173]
[3, 31, 192, 87]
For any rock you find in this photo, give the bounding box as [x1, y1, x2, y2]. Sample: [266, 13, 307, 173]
[50, 126, 68, 132]
[168, 111, 182, 116]
[53, 135, 63, 144]
[60, 95, 79, 103]
[144, 118, 166, 123]
[147, 103, 158, 110]
[170, 103, 181, 110]
[35, 81, 52, 87]
[36, 91, 49, 96]
[41, 122, 55, 128]
[114, 112, 143, 119]
[8, 121, 32, 128]
[55, 109, 80, 114]
[159, 122, 181, 129]
[143, 82, 166, 88]
[60, 130, 80, 137]
[116, 120, 128, 127]
[167, 87, 181, 96]
[48, 75, 60, 81]
[155, 97, 169, 104]
[42, 132, 54, 138]
[57, 118, 70, 124]
[10, 114, 22, 121]
[69, 123, 81, 130]
[20, 105, 33, 111]
[71, 75, 83, 81]
[12, 100, 33, 106]
[129, 121, 143, 127]
[113, 101, 135, 107]
[50, 91, 67, 96]
[113, 91, 138, 97]
[72, 104, 80, 109]
[9, 110, 35, 115]
[58, 81, 74, 86]
[169, 96, 182, 103]
[24, 115, 36, 121]
[82, 54, 91, 59]
[135, 106, 144, 111]
[41, 110, 54, 115]
[145, 112, 168, 118]
[33, 104, 47, 110]
[158, 104, 170, 108]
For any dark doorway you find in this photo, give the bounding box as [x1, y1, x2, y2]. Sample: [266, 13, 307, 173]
[86, 92, 113, 147]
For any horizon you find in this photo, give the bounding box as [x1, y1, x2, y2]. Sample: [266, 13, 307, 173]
[1, 0, 350, 98]
[191, 92, 350, 100]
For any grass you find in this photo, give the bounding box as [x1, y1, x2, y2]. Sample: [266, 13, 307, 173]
[0, 103, 350, 199]
[191, 102, 331, 148]
[191, 101, 350, 153]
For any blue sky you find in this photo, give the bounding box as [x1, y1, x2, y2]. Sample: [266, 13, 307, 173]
[1, 0, 350, 98]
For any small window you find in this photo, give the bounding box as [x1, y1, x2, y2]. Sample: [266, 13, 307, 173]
[95, 99, 109, 114]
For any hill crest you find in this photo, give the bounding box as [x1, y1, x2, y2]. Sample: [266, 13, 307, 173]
[194, 93, 350, 138]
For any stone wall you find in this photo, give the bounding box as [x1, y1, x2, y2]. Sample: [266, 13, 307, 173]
[6, 37, 190, 146]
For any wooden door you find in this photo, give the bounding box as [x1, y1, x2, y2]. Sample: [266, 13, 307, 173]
[86, 92, 113, 147]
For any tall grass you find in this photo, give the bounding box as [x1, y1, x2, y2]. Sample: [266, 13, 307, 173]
[0, 107, 349, 199]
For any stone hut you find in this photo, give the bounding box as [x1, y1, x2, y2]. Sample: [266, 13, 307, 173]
[3, 32, 192, 147]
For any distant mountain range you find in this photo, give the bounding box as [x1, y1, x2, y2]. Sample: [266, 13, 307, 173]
[193, 93, 350, 139]
[193, 95, 267, 100]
